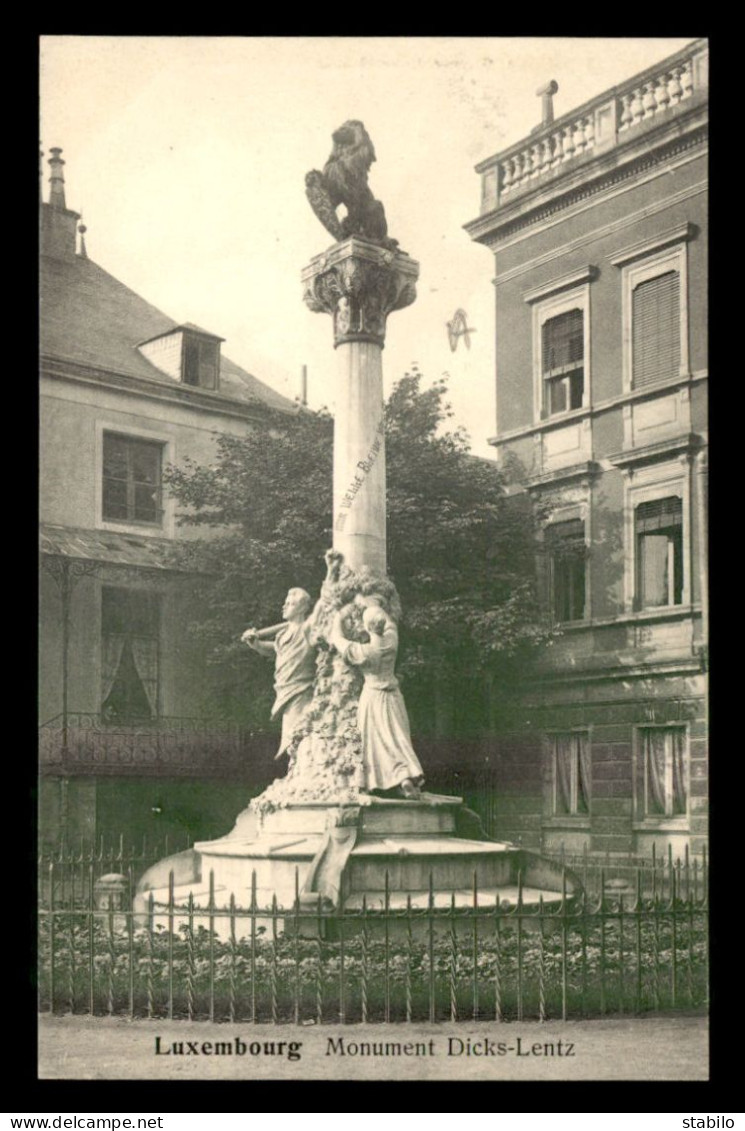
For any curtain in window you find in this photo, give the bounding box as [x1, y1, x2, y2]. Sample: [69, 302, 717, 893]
[671, 729, 687, 814]
[101, 635, 126, 704]
[645, 729, 668, 814]
[578, 736, 591, 810]
[555, 735, 573, 813]
[130, 638, 159, 715]
[639, 532, 672, 607]
[632, 270, 680, 387]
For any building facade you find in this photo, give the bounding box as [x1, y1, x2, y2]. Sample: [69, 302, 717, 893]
[40, 149, 296, 848]
[465, 40, 708, 860]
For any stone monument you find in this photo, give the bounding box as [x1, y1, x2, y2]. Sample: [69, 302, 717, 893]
[136, 123, 577, 933]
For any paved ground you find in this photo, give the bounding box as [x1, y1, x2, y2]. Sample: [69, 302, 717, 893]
[38, 1013, 708, 1081]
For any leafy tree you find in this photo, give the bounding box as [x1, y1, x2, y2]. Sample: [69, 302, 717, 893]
[164, 369, 548, 735]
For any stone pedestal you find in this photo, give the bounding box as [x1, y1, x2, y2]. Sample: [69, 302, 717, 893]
[302, 238, 419, 574]
[136, 796, 579, 939]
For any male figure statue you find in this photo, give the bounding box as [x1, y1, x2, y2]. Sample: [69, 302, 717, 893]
[241, 588, 317, 759]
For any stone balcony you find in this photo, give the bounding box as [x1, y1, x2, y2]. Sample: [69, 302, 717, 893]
[467, 39, 708, 237]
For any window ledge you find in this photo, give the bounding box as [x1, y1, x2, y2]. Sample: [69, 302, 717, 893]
[542, 817, 591, 830]
[98, 519, 167, 538]
[633, 820, 690, 832]
[552, 604, 701, 633]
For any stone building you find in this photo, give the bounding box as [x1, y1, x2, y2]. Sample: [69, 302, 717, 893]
[39, 149, 296, 848]
[465, 40, 708, 860]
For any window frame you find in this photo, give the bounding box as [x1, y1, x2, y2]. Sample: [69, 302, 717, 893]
[545, 729, 592, 823]
[182, 334, 219, 390]
[100, 584, 161, 722]
[620, 242, 690, 394]
[633, 723, 689, 829]
[634, 497, 684, 611]
[95, 423, 174, 537]
[622, 460, 691, 615]
[546, 517, 587, 624]
[531, 282, 591, 424]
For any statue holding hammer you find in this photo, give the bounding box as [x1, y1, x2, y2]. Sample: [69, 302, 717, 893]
[241, 551, 343, 759]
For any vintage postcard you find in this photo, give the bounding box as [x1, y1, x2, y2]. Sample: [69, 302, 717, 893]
[38, 35, 708, 1082]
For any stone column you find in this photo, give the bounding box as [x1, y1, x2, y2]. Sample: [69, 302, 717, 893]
[302, 237, 418, 574]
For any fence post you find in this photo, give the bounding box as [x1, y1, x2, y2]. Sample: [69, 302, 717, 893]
[472, 871, 479, 1022]
[384, 871, 391, 1025]
[48, 861, 55, 1015]
[208, 870, 215, 1024]
[599, 867, 606, 1016]
[516, 870, 524, 1023]
[167, 870, 174, 1021]
[560, 871, 568, 1023]
[228, 893, 237, 1025]
[127, 866, 135, 1019]
[428, 871, 436, 1024]
[250, 870, 257, 1024]
[293, 868, 301, 1027]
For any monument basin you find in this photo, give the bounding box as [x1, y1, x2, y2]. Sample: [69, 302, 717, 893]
[136, 794, 579, 939]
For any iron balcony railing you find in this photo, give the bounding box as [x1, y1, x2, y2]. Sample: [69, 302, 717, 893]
[39, 712, 251, 774]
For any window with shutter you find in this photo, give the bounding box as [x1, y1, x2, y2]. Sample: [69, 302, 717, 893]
[632, 270, 681, 388]
[542, 309, 584, 415]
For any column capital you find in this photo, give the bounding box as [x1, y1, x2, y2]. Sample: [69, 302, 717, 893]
[302, 237, 419, 348]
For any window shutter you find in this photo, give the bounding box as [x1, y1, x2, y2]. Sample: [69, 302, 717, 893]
[632, 271, 681, 387]
[547, 518, 585, 543]
[542, 309, 583, 375]
[635, 497, 682, 533]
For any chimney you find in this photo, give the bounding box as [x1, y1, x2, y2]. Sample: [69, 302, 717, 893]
[300, 364, 308, 406]
[40, 147, 81, 261]
[48, 148, 67, 209]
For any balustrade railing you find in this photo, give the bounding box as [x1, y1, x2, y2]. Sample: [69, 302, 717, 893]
[481, 42, 707, 213]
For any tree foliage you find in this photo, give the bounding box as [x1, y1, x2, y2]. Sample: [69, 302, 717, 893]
[164, 369, 548, 730]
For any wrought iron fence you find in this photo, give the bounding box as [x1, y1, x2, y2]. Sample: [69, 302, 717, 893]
[39, 713, 251, 775]
[38, 837, 194, 907]
[39, 861, 708, 1024]
[544, 843, 708, 899]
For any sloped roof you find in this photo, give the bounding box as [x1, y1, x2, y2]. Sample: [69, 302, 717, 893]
[40, 251, 295, 413]
[39, 523, 186, 571]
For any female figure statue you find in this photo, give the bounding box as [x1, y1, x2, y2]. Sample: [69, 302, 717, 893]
[328, 604, 424, 799]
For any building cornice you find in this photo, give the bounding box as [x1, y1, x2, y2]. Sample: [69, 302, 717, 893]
[465, 119, 707, 249]
[608, 222, 697, 267]
[522, 266, 597, 305]
[525, 461, 601, 492]
[607, 433, 705, 470]
[40, 355, 296, 425]
[491, 180, 707, 282]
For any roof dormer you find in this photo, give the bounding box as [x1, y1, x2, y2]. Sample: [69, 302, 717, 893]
[136, 323, 225, 391]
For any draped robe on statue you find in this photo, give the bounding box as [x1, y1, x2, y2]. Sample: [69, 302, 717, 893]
[340, 623, 424, 791]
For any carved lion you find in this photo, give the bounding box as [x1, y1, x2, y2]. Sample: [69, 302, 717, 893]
[305, 120, 398, 250]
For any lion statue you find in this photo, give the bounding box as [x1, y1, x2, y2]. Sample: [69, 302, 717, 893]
[305, 120, 398, 250]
